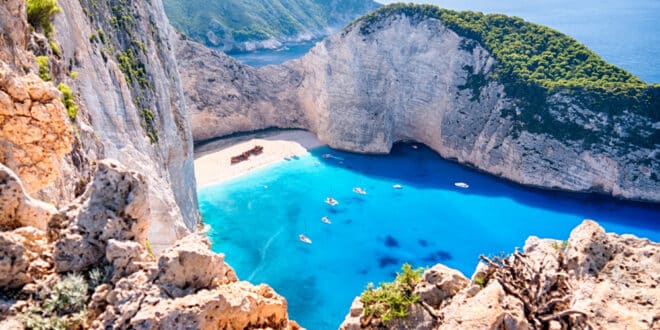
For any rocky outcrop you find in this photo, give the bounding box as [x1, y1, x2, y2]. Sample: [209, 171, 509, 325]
[340, 220, 660, 329]
[0, 227, 51, 289]
[0, 158, 299, 329]
[0, 0, 200, 250]
[177, 8, 660, 203]
[0, 164, 56, 230]
[0, 63, 74, 198]
[51, 160, 150, 273]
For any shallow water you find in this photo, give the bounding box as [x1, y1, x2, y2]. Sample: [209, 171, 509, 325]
[198, 144, 660, 329]
[226, 0, 659, 83]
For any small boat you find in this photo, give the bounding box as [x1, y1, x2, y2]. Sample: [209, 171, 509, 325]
[322, 154, 332, 159]
[299, 234, 312, 244]
[392, 184, 403, 189]
[321, 217, 332, 224]
[454, 182, 470, 189]
[325, 197, 339, 206]
[412, 145, 418, 149]
[353, 187, 367, 195]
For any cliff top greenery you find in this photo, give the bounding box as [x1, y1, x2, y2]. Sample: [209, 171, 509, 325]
[352, 4, 659, 150]
[163, 0, 380, 46]
[354, 4, 647, 91]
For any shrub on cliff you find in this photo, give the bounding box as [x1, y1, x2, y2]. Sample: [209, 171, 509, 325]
[27, 0, 61, 37]
[360, 263, 424, 324]
[57, 83, 77, 121]
[22, 273, 88, 330]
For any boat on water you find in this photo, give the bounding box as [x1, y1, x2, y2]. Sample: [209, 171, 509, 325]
[321, 217, 332, 224]
[454, 182, 470, 189]
[412, 145, 418, 149]
[325, 197, 339, 206]
[392, 184, 403, 189]
[352, 187, 367, 195]
[322, 153, 344, 161]
[299, 234, 312, 244]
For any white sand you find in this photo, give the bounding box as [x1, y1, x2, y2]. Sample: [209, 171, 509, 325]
[194, 130, 324, 187]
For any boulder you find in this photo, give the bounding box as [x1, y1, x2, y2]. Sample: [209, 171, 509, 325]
[414, 264, 469, 309]
[0, 163, 57, 230]
[52, 159, 150, 272]
[155, 233, 237, 291]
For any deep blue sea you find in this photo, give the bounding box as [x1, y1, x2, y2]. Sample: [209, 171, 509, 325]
[198, 144, 660, 329]
[227, 0, 660, 83]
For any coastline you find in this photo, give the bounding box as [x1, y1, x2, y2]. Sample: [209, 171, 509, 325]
[193, 129, 324, 188]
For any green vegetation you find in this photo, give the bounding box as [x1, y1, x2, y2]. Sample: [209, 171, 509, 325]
[117, 49, 150, 90]
[35, 56, 51, 81]
[26, 0, 61, 37]
[22, 273, 88, 330]
[48, 41, 61, 57]
[57, 83, 78, 120]
[354, 4, 660, 150]
[360, 263, 424, 324]
[162, 0, 380, 47]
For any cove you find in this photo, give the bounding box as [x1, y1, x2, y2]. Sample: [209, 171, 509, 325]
[198, 144, 660, 329]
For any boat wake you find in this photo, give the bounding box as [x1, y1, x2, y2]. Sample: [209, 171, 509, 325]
[248, 226, 285, 281]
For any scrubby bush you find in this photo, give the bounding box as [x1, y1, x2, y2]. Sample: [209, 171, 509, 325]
[22, 273, 89, 330]
[57, 83, 78, 120]
[35, 56, 51, 81]
[360, 263, 424, 324]
[26, 0, 61, 37]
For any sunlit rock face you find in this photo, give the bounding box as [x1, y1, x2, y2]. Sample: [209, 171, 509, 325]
[340, 220, 660, 329]
[178, 11, 660, 202]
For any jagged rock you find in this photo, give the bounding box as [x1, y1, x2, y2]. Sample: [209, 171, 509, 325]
[127, 282, 291, 329]
[52, 159, 150, 272]
[414, 264, 469, 309]
[439, 280, 529, 329]
[0, 63, 74, 198]
[0, 164, 56, 230]
[340, 220, 659, 329]
[155, 233, 237, 291]
[565, 219, 614, 277]
[95, 233, 297, 330]
[0, 227, 51, 289]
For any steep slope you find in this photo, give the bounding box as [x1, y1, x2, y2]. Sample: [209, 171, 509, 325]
[51, 0, 199, 251]
[177, 4, 660, 202]
[1, 0, 199, 251]
[163, 0, 380, 51]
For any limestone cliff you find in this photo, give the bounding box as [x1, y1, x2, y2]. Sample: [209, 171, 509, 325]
[0, 0, 200, 251]
[177, 6, 660, 203]
[339, 220, 660, 329]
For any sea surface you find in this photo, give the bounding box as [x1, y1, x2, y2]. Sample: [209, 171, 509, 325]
[227, 0, 660, 83]
[198, 144, 660, 329]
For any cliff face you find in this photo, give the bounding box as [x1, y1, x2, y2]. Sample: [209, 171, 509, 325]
[178, 11, 660, 202]
[37, 0, 198, 250]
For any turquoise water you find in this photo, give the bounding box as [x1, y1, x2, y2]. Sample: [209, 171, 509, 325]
[198, 144, 660, 329]
[227, 0, 660, 83]
[226, 39, 321, 67]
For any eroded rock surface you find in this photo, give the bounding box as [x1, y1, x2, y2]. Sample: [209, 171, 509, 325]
[0, 158, 299, 329]
[0, 164, 56, 230]
[340, 220, 660, 329]
[0, 64, 73, 196]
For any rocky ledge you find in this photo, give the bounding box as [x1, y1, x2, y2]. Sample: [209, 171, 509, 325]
[340, 220, 659, 329]
[0, 160, 299, 329]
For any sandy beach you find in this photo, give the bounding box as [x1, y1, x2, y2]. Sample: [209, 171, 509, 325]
[194, 130, 324, 187]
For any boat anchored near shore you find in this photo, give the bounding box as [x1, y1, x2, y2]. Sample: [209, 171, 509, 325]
[454, 182, 470, 189]
[325, 197, 339, 206]
[352, 187, 367, 195]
